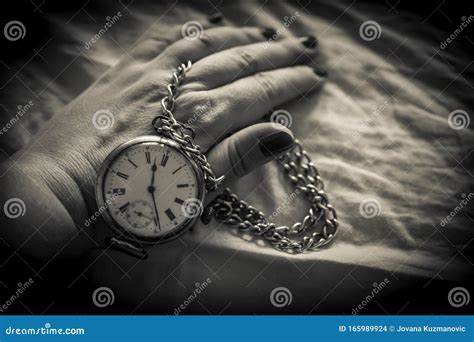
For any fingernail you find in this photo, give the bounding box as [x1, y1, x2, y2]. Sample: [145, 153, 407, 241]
[300, 35, 318, 49]
[262, 27, 277, 40]
[313, 66, 328, 77]
[259, 131, 295, 157]
[208, 11, 223, 24]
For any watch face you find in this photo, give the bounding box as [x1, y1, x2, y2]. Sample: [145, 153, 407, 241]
[96, 136, 204, 244]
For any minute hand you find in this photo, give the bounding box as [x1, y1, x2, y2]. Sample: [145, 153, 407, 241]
[148, 157, 161, 230]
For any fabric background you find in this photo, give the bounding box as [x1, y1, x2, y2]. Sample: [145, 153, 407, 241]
[0, 0, 472, 313]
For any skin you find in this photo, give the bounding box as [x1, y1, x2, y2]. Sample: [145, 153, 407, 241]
[0, 23, 324, 306]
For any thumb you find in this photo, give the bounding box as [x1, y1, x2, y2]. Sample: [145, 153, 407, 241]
[205, 122, 294, 203]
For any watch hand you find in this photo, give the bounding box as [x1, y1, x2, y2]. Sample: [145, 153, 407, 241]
[134, 211, 153, 221]
[148, 156, 161, 230]
[150, 193, 161, 231]
[151, 156, 157, 186]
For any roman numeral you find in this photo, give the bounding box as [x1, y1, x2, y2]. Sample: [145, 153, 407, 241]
[177, 183, 189, 188]
[165, 208, 176, 220]
[174, 198, 184, 205]
[116, 172, 129, 180]
[119, 202, 130, 213]
[161, 152, 169, 167]
[127, 159, 138, 168]
[112, 188, 126, 195]
[172, 166, 183, 174]
[145, 151, 151, 164]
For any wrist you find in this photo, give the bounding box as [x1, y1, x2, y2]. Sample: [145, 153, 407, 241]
[0, 153, 92, 261]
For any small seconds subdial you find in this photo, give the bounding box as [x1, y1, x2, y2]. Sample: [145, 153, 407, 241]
[126, 200, 154, 229]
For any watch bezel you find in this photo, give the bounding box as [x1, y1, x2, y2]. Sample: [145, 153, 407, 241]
[95, 135, 205, 245]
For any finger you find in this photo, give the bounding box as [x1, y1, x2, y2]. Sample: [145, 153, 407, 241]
[186, 36, 321, 90]
[129, 13, 224, 61]
[205, 123, 294, 202]
[155, 26, 274, 68]
[193, 65, 323, 140]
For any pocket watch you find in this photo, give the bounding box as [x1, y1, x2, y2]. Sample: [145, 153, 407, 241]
[96, 136, 205, 246]
[96, 61, 338, 259]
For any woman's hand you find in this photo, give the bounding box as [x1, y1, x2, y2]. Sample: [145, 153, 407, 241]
[1, 23, 324, 263]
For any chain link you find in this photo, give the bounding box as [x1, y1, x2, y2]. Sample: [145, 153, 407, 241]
[207, 142, 338, 253]
[157, 61, 338, 253]
[154, 60, 224, 191]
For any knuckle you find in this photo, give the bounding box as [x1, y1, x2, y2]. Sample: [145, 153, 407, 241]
[176, 93, 221, 127]
[197, 32, 215, 50]
[227, 138, 247, 178]
[234, 48, 259, 74]
[253, 72, 277, 101]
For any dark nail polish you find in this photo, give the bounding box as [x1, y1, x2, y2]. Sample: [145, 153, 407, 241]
[208, 11, 223, 24]
[262, 27, 277, 40]
[259, 131, 295, 157]
[313, 66, 328, 77]
[301, 35, 318, 49]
